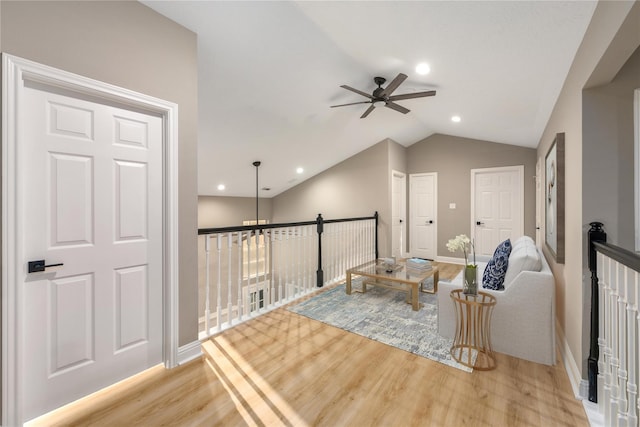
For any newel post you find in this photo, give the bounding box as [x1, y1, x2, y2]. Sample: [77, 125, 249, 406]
[588, 221, 606, 403]
[316, 213, 324, 287]
[374, 211, 379, 260]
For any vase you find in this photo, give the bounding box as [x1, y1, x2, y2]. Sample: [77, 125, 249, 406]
[463, 265, 478, 295]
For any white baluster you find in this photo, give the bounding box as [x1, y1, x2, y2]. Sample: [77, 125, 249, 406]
[216, 234, 222, 332]
[600, 253, 610, 416]
[368, 219, 372, 260]
[285, 228, 290, 300]
[204, 234, 211, 335]
[277, 229, 283, 304]
[604, 256, 615, 425]
[358, 220, 363, 264]
[332, 223, 337, 282]
[339, 222, 349, 277]
[270, 230, 275, 307]
[301, 226, 307, 292]
[227, 233, 233, 326]
[631, 269, 640, 427]
[253, 229, 260, 312]
[236, 231, 243, 322]
[625, 266, 638, 427]
[611, 260, 621, 426]
[618, 263, 629, 426]
[242, 231, 249, 318]
[312, 224, 317, 287]
[326, 223, 332, 283]
[307, 225, 312, 288]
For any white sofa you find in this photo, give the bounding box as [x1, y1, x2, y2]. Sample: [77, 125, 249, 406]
[437, 236, 556, 366]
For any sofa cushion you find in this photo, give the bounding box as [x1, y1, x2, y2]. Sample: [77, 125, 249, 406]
[482, 239, 512, 290]
[503, 239, 542, 287]
[513, 235, 535, 251]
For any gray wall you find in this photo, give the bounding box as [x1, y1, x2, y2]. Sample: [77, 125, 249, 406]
[272, 139, 392, 256]
[1, 1, 199, 346]
[268, 135, 537, 259]
[583, 45, 639, 252]
[537, 0, 639, 380]
[198, 196, 273, 228]
[389, 138, 407, 173]
[407, 134, 537, 256]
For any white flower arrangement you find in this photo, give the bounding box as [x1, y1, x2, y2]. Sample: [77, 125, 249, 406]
[446, 234, 476, 266]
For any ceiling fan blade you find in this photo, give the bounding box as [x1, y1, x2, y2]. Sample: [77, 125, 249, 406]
[340, 85, 374, 99]
[360, 105, 376, 118]
[380, 73, 407, 97]
[388, 90, 437, 101]
[385, 101, 410, 114]
[330, 101, 372, 108]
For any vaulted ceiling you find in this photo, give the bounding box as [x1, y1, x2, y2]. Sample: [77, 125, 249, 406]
[142, 1, 596, 197]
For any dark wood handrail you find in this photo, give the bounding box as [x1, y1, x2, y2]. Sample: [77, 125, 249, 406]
[197, 214, 377, 235]
[593, 241, 640, 273]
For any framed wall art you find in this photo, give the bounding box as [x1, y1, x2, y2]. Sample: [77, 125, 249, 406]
[545, 132, 565, 263]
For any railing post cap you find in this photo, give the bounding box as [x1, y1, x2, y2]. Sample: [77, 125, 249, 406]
[589, 222, 604, 231]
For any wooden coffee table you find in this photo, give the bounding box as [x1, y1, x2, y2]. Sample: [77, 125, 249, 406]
[346, 260, 439, 311]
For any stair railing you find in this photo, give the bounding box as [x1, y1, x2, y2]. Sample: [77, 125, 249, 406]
[197, 212, 378, 338]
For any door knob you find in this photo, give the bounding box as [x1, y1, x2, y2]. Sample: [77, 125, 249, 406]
[476, 221, 485, 226]
[28, 260, 64, 273]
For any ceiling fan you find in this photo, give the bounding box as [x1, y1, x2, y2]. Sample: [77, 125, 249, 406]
[330, 73, 436, 118]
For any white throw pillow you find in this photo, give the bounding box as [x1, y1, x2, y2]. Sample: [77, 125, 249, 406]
[503, 242, 542, 288]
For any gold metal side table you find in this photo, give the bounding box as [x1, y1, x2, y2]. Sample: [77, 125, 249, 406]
[450, 290, 497, 371]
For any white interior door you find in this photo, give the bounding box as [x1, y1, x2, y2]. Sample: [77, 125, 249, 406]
[391, 171, 406, 258]
[19, 78, 163, 420]
[471, 166, 524, 258]
[410, 173, 437, 260]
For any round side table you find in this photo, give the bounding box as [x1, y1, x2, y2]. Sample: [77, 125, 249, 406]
[450, 289, 497, 371]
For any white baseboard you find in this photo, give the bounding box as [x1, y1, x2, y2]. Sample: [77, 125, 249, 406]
[177, 340, 203, 365]
[556, 319, 587, 400]
[583, 400, 604, 426]
[436, 255, 465, 265]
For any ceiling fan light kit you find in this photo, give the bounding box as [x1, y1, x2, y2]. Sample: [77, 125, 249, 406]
[330, 73, 436, 118]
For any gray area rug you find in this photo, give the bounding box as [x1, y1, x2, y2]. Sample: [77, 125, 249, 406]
[287, 279, 472, 372]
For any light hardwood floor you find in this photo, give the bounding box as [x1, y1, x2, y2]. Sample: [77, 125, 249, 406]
[28, 262, 588, 426]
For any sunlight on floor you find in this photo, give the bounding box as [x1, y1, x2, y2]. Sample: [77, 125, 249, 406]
[202, 338, 309, 427]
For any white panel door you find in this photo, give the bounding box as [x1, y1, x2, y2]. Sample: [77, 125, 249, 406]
[20, 81, 163, 420]
[391, 171, 406, 258]
[472, 166, 524, 257]
[410, 173, 437, 260]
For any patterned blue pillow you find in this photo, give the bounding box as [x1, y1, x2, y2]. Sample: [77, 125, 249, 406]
[482, 239, 512, 290]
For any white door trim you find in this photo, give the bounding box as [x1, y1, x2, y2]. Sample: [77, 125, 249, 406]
[2, 54, 180, 425]
[470, 165, 524, 247]
[391, 170, 406, 258]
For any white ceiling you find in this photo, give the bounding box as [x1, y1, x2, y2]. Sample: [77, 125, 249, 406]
[142, 1, 596, 198]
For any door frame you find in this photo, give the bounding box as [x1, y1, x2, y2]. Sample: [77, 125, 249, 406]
[2, 54, 180, 425]
[409, 172, 438, 259]
[391, 170, 407, 258]
[536, 157, 543, 246]
[470, 165, 524, 250]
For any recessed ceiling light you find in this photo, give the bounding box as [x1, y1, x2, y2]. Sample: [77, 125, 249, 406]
[415, 62, 431, 75]
[451, 115, 461, 123]
[296, 167, 304, 174]
[217, 184, 225, 191]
